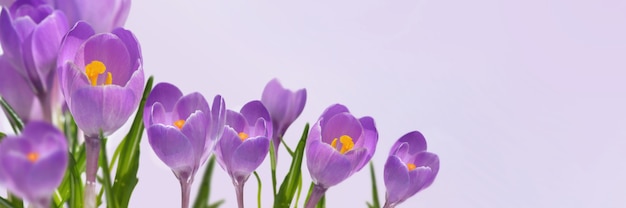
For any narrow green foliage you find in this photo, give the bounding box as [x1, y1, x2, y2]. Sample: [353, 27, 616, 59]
[274, 124, 309, 208]
[280, 137, 294, 157]
[293, 173, 303, 208]
[193, 156, 217, 208]
[0, 197, 15, 208]
[368, 162, 381, 208]
[111, 76, 153, 207]
[0, 96, 23, 133]
[269, 139, 277, 197]
[0, 132, 5, 140]
[99, 137, 117, 208]
[207, 199, 225, 208]
[253, 171, 262, 208]
[7, 194, 22, 208]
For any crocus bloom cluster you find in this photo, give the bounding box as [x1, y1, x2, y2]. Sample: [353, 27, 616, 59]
[305, 104, 378, 208]
[215, 101, 271, 208]
[144, 82, 226, 208]
[261, 78, 306, 158]
[0, 0, 69, 122]
[46, 0, 130, 33]
[383, 131, 439, 208]
[0, 122, 68, 208]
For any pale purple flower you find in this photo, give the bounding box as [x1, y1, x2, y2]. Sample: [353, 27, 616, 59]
[261, 78, 306, 155]
[144, 82, 226, 208]
[215, 101, 271, 208]
[304, 104, 378, 208]
[0, 121, 68, 208]
[0, 55, 40, 122]
[0, 0, 69, 121]
[47, 0, 130, 33]
[57, 21, 143, 137]
[383, 131, 439, 208]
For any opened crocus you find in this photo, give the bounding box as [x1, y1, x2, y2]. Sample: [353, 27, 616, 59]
[47, 0, 130, 33]
[304, 104, 378, 208]
[56, 21, 143, 208]
[215, 101, 271, 208]
[144, 82, 226, 208]
[383, 131, 439, 208]
[261, 78, 306, 161]
[0, 121, 68, 208]
[0, 0, 69, 122]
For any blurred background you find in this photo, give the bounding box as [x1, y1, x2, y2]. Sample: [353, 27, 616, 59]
[3, 0, 626, 207]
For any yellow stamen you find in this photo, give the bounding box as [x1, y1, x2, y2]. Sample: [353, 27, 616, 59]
[407, 163, 417, 171]
[238, 132, 249, 141]
[85, 60, 106, 86]
[27, 152, 39, 163]
[174, 119, 185, 129]
[331, 135, 354, 154]
[105, 72, 113, 85]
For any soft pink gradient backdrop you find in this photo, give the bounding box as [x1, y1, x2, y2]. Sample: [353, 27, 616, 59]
[2, 0, 625, 207]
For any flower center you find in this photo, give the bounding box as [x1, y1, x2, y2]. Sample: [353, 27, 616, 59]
[330, 135, 354, 154]
[27, 152, 39, 163]
[85, 60, 113, 86]
[407, 163, 417, 171]
[173, 119, 185, 129]
[238, 132, 249, 141]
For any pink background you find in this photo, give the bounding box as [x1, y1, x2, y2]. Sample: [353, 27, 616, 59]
[2, 0, 626, 207]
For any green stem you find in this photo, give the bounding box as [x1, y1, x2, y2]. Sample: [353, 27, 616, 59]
[253, 172, 262, 208]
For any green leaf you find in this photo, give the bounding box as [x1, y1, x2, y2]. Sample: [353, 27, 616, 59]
[7, 194, 22, 208]
[0, 96, 24, 133]
[99, 137, 117, 208]
[253, 171, 262, 208]
[279, 136, 294, 157]
[368, 162, 381, 208]
[269, 139, 277, 198]
[193, 155, 217, 208]
[293, 172, 303, 208]
[0, 132, 5, 140]
[0, 197, 15, 208]
[274, 124, 309, 208]
[315, 195, 325, 208]
[111, 76, 154, 207]
[207, 199, 225, 208]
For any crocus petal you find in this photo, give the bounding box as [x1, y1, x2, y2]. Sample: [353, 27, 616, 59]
[111, 27, 141, 66]
[58, 62, 89, 109]
[0, 8, 22, 63]
[143, 82, 182, 127]
[390, 131, 427, 157]
[409, 152, 440, 188]
[57, 21, 94, 69]
[354, 116, 378, 171]
[321, 112, 362, 145]
[225, 110, 247, 133]
[173, 92, 210, 122]
[0, 56, 38, 122]
[240, 100, 272, 138]
[180, 111, 208, 167]
[147, 125, 195, 175]
[69, 85, 138, 136]
[75, 33, 130, 85]
[318, 104, 349, 128]
[261, 79, 289, 124]
[384, 155, 410, 204]
[150, 102, 170, 126]
[230, 136, 269, 180]
[25, 150, 67, 200]
[215, 127, 243, 172]
[306, 140, 351, 188]
[209, 95, 226, 141]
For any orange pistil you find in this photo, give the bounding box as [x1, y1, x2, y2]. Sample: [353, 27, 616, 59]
[27, 152, 39, 163]
[407, 163, 417, 171]
[85, 60, 113, 86]
[330, 135, 355, 154]
[174, 119, 185, 129]
[238, 132, 249, 141]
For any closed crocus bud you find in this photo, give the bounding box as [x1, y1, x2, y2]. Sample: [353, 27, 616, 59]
[144, 82, 226, 208]
[0, 0, 69, 122]
[215, 101, 271, 208]
[0, 121, 68, 208]
[304, 104, 378, 208]
[261, 78, 306, 160]
[0, 55, 41, 123]
[383, 131, 439, 208]
[50, 0, 130, 33]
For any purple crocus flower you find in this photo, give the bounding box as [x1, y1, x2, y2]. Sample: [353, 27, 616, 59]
[215, 101, 271, 208]
[144, 82, 226, 208]
[0, 121, 68, 208]
[46, 0, 130, 33]
[56, 21, 143, 208]
[0, 0, 69, 122]
[304, 104, 378, 208]
[261, 78, 306, 160]
[383, 131, 439, 208]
